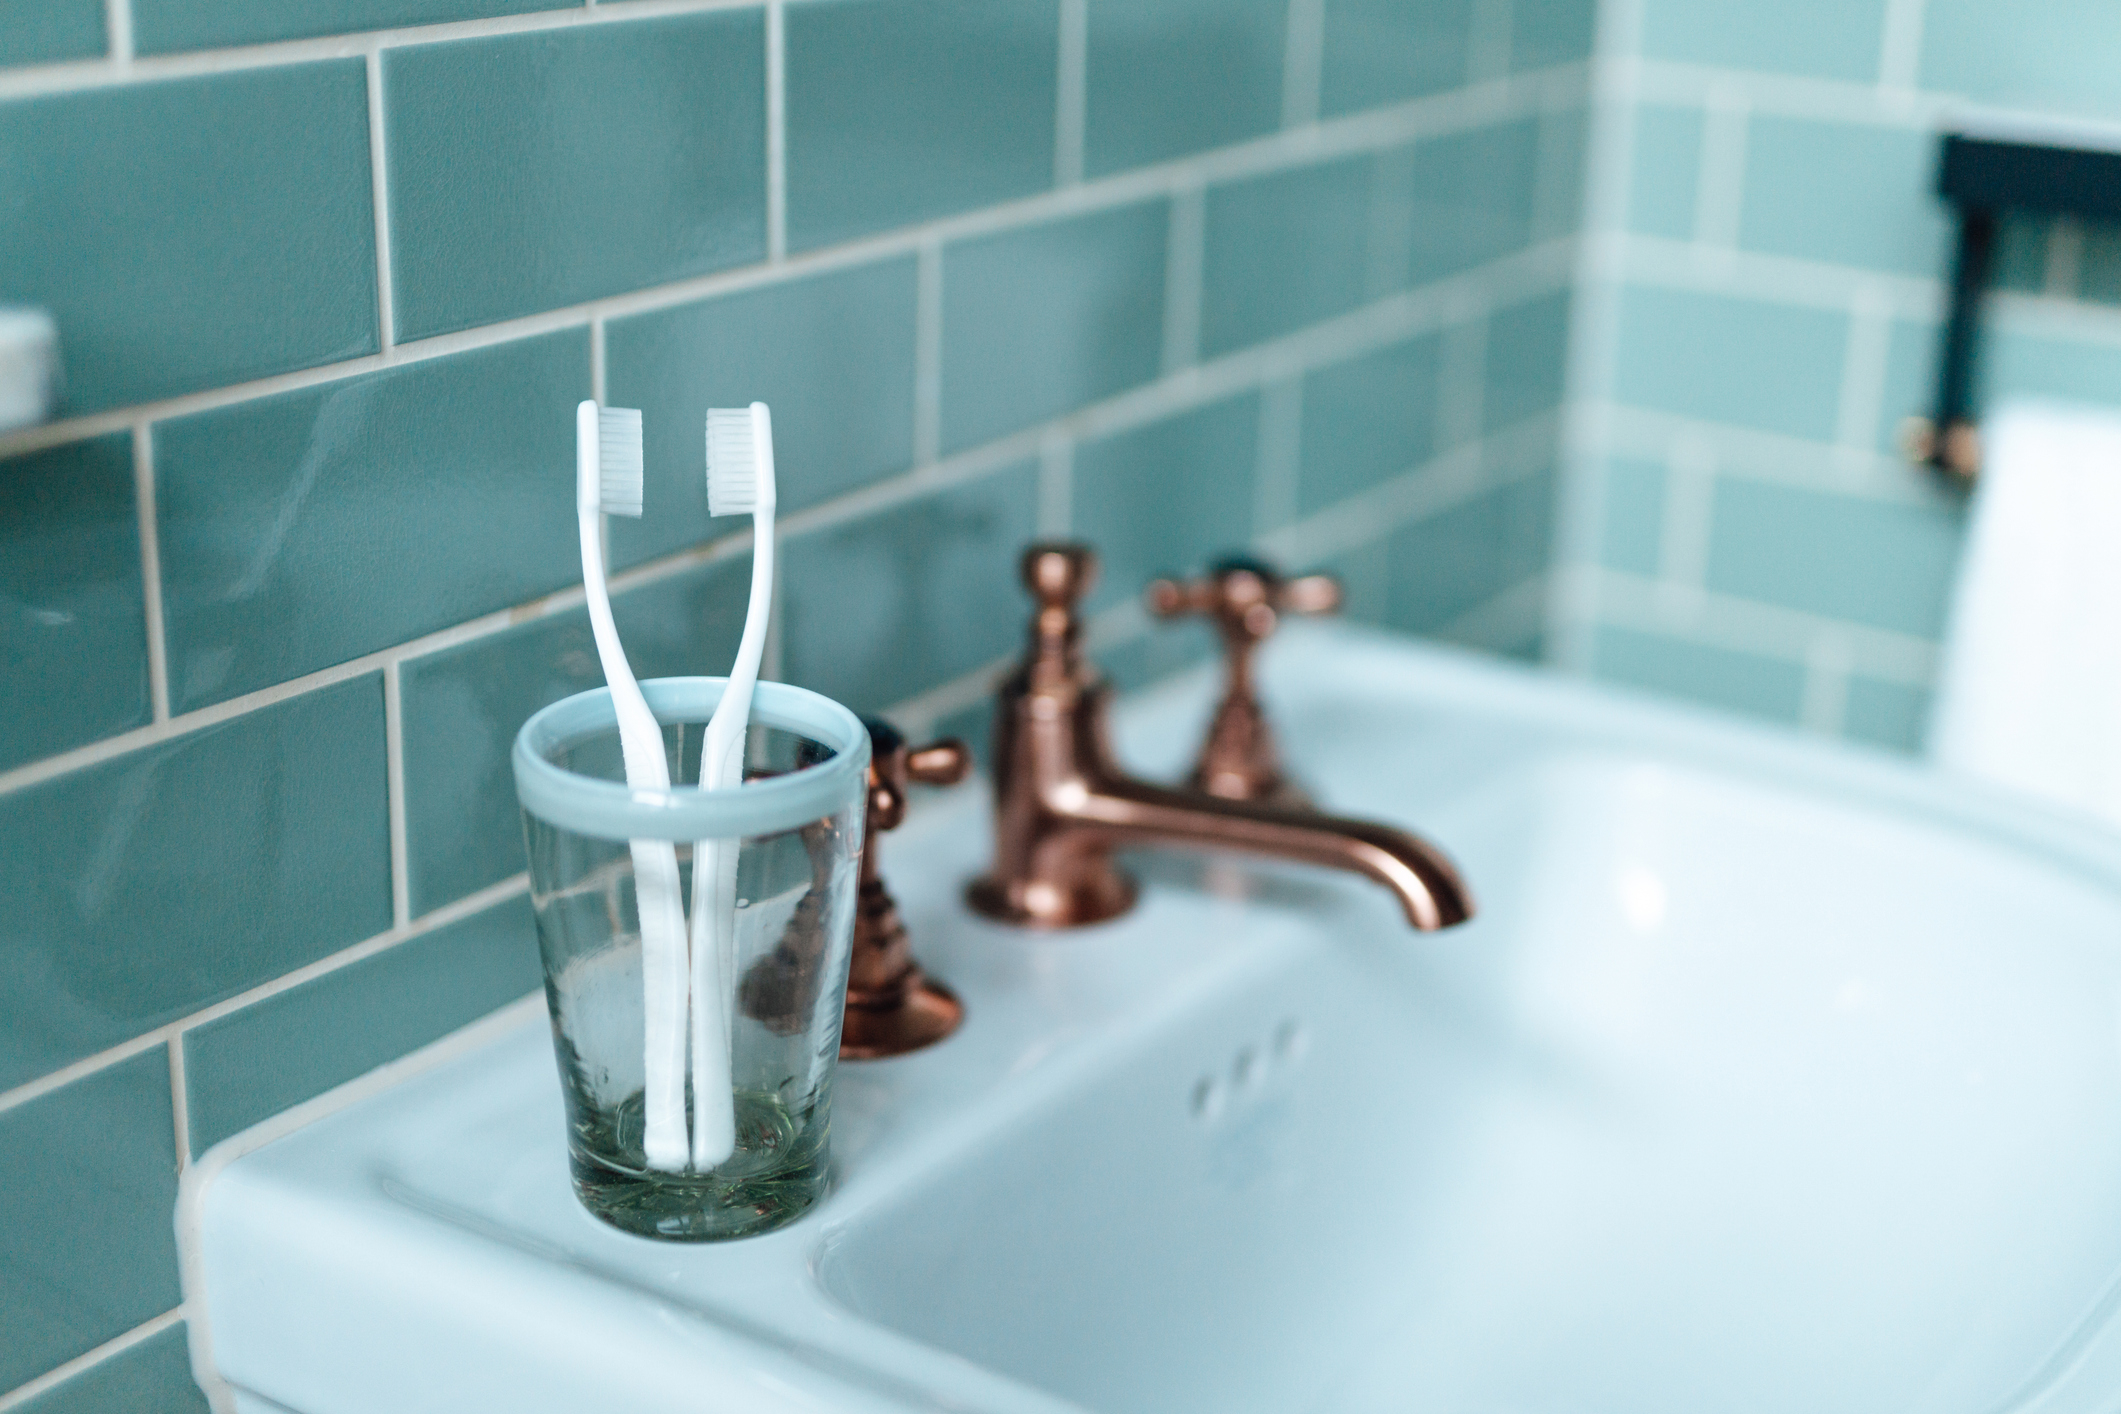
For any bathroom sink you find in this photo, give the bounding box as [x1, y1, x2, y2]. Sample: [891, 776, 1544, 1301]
[189, 622, 2121, 1414]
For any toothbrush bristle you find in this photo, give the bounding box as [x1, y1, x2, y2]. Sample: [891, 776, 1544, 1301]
[705, 407, 758, 517]
[599, 406, 644, 518]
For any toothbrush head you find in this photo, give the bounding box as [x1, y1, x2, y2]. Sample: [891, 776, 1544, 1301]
[596, 405, 645, 518]
[706, 402, 777, 517]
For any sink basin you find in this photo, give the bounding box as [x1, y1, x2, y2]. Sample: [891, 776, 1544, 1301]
[188, 622, 2121, 1414]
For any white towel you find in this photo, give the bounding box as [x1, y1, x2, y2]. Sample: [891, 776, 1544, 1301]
[1929, 400, 2121, 826]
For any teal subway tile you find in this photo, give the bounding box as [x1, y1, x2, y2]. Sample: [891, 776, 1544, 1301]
[931, 698, 995, 774]
[1876, 316, 1938, 456]
[940, 202, 1168, 453]
[1531, 105, 1590, 244]
[1404, 120, 1542, 286]
[1083, 0, 1285, 177]
[1706, 480, 1964, 639]
[1638, 0, 1883, 82]
[185, 895, 541, 1150]
[16, 1324, 207, 1414]
[1990, 327, 2121, 412]
[0, 1051, 180, 1392]
[0, 435, 149, 771]
[1509, 0, 1597, 70]
[1484, 290, 1571, 431]
[2080, 223, 2121, 305]
[137, 0, 564, 54]
[1097, 618, 1218, 693]
[1591, 625, 1805, 724]
[1627, 105, 1702, 240]
[606, 258, 917, 569]
[781, 462, 1039, 711]
[385, 13, 765, 341]
[399, 558, 748, 916]
[1201, 156, 1373, 356]
[1297, 335, 1442, 515]
[1921, 0, 2121, 122]
[0, 63, 375, 415]
[1381, 476, 1551, 634]
[1739, 118, 1949, 277]
[1072, 393, 1261, 614]
[155, 331, 588, 712]
[1316, 537, 1388, 626]
[1318, 0, 1475, 117]
[1611, 286, 1847, 441]
[0, 0, 103, 66]
[1598, 458, 1666, 576]
[1843, 677, 1930, 753]
[785, 0, 1057, 252]
[0, 677, 389, 1090]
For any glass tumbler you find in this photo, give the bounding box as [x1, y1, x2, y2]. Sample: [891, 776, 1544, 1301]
[512, 678, 869, 1241]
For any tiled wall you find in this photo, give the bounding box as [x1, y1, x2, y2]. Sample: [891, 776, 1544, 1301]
[1554, 0, 2121, 749]
[0, 0, 1591, 1405]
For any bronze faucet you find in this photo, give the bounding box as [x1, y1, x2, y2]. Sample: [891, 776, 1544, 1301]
[1147, 555, 1342, 806]
[966, 543, 1474, 932]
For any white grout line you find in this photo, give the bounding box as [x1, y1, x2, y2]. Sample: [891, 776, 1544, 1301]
[383, 661, 411, 929]
[103, 0, 134, 64]
[1597, 400, 1944, 504]
[364, 52, 396, 352]
[1877, 0, 1930, 97]
[1692, 82, 1750, 253]
[1036, 433, 1074, 537]
[1054, 0, 1088, 186]
[1656, 432, 1716, 594]
[1253, 375, 1304, 535]
[764, 0, 786, 261]
[0, 64, 1584, 462]
[132, 423, 171, 723]
[0, 1309, 183, 1412]
[1833, 282, 1895, 456]
[2045, 217, 2085, 299]
[1160, 185, 1205, 375]
[167, 1035, 191, 1167]
[1620, 56, 1948, 131]
[912, 240, 944, 466]
[1466, 0, 1513, 86]
[1612, 231, 1941, 319]
[1800, 629, 1854, 735]
[1280, 0, 1325, 130]
[879, 653, 1017, 734]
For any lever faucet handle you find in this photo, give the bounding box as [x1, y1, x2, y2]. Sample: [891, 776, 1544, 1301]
[1144, 555, 1340, 807]
[1145, 555, 1342, 646]
[839, 717, 967, 1059]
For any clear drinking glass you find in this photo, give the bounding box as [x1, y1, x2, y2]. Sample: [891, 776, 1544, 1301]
[512, 678, 869, 1241]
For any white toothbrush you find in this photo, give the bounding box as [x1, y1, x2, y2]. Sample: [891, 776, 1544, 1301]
[687, 402, 777, 1171]
[575, 400, 691, 1173]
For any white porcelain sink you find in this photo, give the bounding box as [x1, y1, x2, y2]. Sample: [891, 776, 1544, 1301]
[189, 623, 2121, 1414]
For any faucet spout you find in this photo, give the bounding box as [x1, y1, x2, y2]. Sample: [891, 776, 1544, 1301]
[965, 542, 1475, 933]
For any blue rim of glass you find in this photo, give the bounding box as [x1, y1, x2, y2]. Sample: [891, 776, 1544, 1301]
[512, 678, 871, 843]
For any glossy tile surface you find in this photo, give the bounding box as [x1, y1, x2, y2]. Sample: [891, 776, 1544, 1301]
[785, 0, 1057, 252]
[399, 557, 749, 916]
[1297, 336, 1441, 515]
[15, 1324, 207, 1414]
[1611, 285, 1847, 441]
[940, 203, 1168, 452]
[1483, 291, 1571, 431]
[1638, 0, 1884, 81]
[1508, 0, 1597, 71]
[0, 677, 390, 1090]
[605, 258, 917, 568]
[184, 895, 542, 1151]
[136, 0, 564, 54]
[1083, 0, 1285, 177]
[1201, 157, 1373, 356]
[1404, 121, 1542, 285]
[1599, 457, 1666, 576]
[1844, 678, 1931, 752]
[1592, 625, 1806, 723]
[1627, 105, 1703, 240]
[1740, 118, 1948, 277]
[1318, 0, 1474, 116]
[384, 13, 765, 340]
[0, 1051, 180, 1392]
[1707, 480, 1964, 639]
[1383, 475, 1550, 631]
[1071, 394, 1260, 613]
[0, 64, 376, 414]
[0, 435, 149, 771]
[0, 0, 103, 66]
[780, 463, 1038, 711]
[155, 331, 588, 711]
[1921, 0, 2121, 121]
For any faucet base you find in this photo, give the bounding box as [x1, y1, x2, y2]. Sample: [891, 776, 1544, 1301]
[966, 867, 1139, 929]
